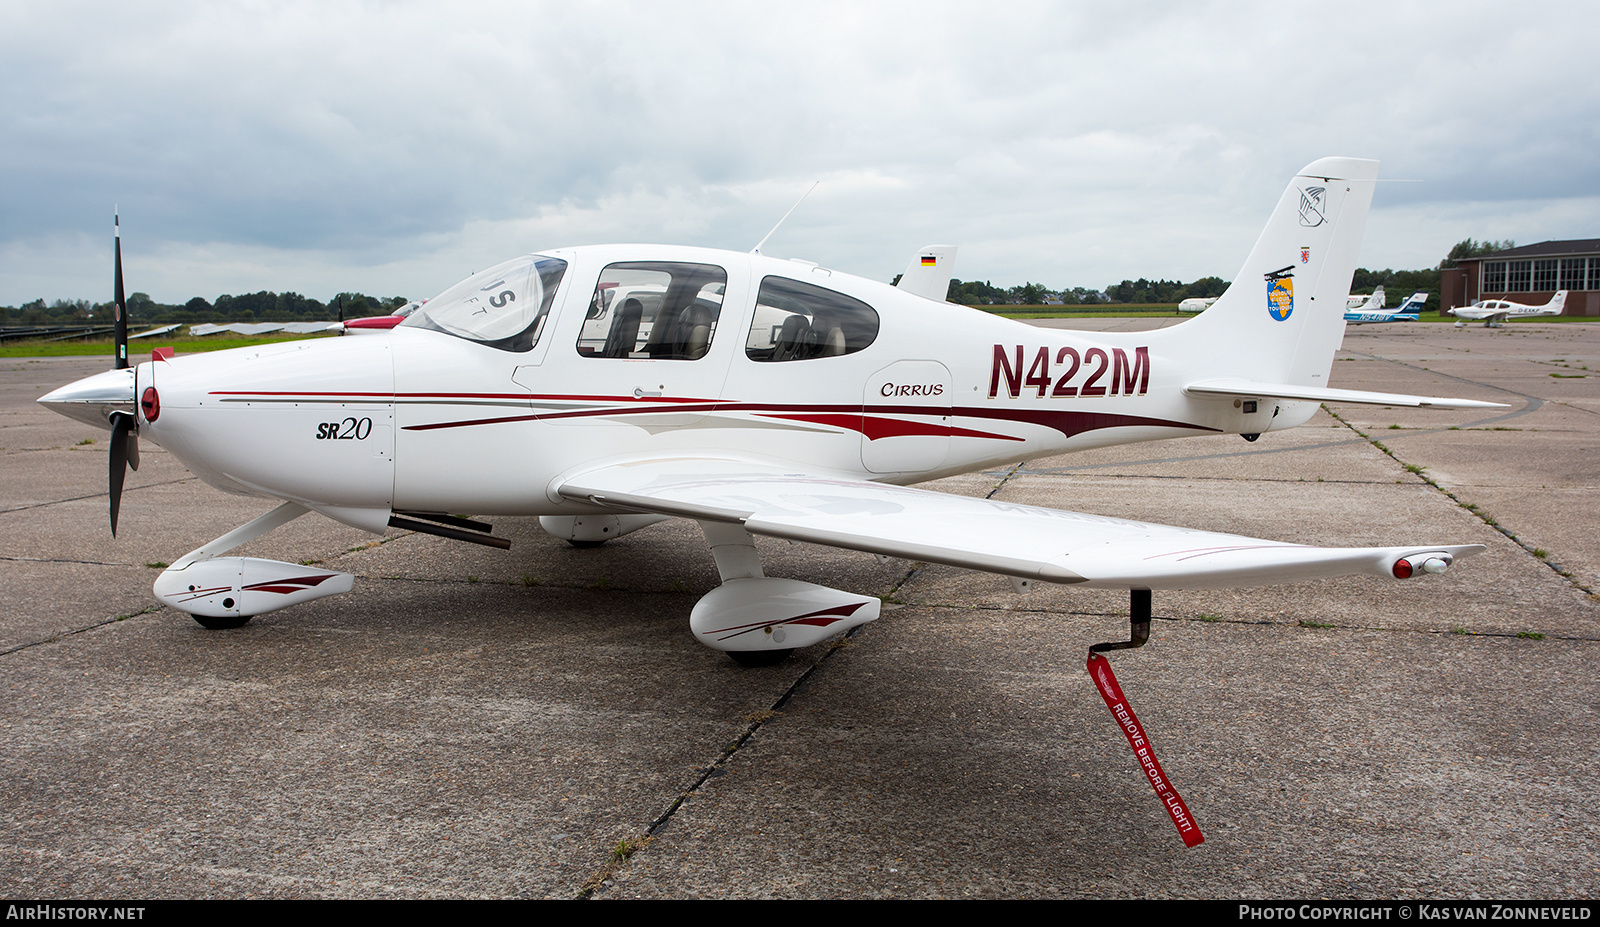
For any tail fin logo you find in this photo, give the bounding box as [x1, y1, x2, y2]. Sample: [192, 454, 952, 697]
[1265, 267, 1295, 321]
[1298, 186, 1327, 227]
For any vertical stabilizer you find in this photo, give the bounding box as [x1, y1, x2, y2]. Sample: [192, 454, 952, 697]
[895, 245, 958, 302]
[1182, 158, 1378, 388]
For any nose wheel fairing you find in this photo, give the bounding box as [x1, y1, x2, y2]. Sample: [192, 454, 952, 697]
[154, 558, 355, 621]
[150, 502, 356, 627]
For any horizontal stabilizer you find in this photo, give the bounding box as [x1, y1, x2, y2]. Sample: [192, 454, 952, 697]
[554, 457, 1485, 590]
[1184, 377, 1506, 409]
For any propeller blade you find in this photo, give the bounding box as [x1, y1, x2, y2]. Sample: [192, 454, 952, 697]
[109, 412, 132, 536]
[113, 211, 129, 370]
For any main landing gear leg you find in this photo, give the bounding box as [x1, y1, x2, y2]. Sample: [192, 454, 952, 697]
[698, 522, 792, 666]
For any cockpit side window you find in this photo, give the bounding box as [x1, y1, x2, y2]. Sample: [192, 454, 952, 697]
[745, 275, 879, 362]
[576, 262, 726, 360]
[401, 254, 567, 352]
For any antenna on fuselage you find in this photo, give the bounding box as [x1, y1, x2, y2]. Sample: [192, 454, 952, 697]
[751, 180, 819, 255]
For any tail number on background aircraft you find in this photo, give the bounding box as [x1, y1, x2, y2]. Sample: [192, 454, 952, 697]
[989, 345, 1150, 399]
[316, 417, 374, 440]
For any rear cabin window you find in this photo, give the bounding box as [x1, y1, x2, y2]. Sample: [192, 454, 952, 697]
[745, 276, 879, 362]
[575, 262, 726, 361]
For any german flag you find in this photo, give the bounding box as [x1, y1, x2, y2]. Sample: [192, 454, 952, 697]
[920, 255, 937, 266]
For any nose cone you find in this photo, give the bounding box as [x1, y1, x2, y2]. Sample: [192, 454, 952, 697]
[38, 367, 136, 429]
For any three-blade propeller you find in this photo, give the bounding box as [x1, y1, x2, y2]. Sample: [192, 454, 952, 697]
[107, 211, 137, 535]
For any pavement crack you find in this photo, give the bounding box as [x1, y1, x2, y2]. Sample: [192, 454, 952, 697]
[1339, 349, 1545, 426]
[579, 463, 1037, 899]
[576, 642, 845, 899]
[1323, 404, 1596, 598]
[0, 476, 200, 515]
[0, 554, 130, 566]
[0, 604, 165, 656]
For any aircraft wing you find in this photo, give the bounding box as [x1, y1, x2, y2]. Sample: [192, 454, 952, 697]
[1184, 378, 1505, 409]
[554, 457, 1483, 589]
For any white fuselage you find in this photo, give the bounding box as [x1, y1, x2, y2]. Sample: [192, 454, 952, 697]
[132, 244, 1297, 530]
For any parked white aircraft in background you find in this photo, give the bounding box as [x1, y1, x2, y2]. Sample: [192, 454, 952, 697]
[128, 324, 182, 339]
[1177, 296, 1218, 313]
[1346, 285, 1384, 311]
[41, 158, 1500, 666]
[1451, 291, 1567, 327]
[1346, 289, 1427, 325]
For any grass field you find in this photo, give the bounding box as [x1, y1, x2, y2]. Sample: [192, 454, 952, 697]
[0, 332, 341, 358]
[5, 309, 1591, 358]
[987, 303, 1181, 319]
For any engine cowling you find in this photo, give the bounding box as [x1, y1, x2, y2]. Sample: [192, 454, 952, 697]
[690, 578, 880, 654]
[154, 558, 355, 618]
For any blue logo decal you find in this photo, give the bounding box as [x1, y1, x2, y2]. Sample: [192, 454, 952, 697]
[1265, 267, 1294, 322]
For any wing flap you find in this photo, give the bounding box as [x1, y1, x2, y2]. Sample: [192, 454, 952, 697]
[1184, 377, 1506, 409]
[555, 457, 1484, 589]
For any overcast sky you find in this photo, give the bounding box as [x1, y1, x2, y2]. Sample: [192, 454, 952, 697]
[3, 0, 1596, 307]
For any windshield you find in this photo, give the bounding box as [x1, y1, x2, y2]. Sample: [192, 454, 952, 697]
[402, 254, 568, 351]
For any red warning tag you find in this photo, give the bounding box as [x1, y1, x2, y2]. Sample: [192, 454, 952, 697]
[1086, 651, 1204, 847]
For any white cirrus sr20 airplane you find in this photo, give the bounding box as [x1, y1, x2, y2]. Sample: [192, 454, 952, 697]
[1450, 290, 1566, 328]
[42, 157, 1503, 665]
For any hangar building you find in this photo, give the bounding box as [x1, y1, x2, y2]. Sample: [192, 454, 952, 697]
[1442, 240, 1600, 316]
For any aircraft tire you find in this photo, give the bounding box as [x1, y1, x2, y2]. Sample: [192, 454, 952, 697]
[192, 614, 253, 630]
[566, 539, 607, 549]
[727, 648, 793, 667]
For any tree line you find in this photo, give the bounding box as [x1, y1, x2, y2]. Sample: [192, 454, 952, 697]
[0, 291, 409, 326]
[944, 239, 1512, 309]
[945, 275, 1227, 306]
[1, 239, 1512, 324]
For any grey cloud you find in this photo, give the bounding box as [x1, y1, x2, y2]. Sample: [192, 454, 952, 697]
[2, 1, 1596, 304]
